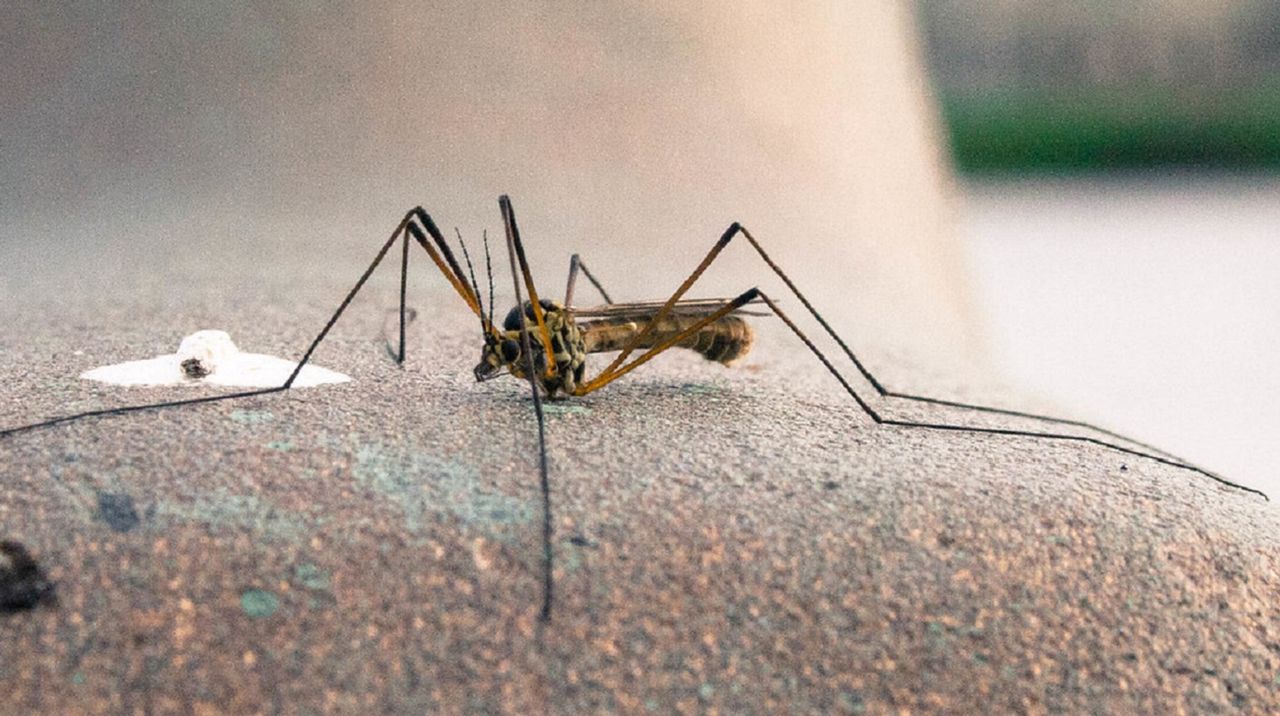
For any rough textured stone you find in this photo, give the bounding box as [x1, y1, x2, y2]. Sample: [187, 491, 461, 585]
[1, 274, 1276, 713]
[3, 2, 1276, 713]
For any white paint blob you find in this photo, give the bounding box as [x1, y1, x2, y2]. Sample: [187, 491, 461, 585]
[80, 330, 351, 388]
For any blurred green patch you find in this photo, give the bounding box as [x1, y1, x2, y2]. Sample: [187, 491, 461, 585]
[940, 82, 1280, 173]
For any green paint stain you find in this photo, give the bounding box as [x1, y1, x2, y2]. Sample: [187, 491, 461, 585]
[353, 443, 533, 537]
[294, 563, 331, 591]
[240, 589, 280, 619]
[560, 546, 584, 574]
[229, 409, 274, 426]
[698, 683, 715, 700]
[266, 440, 294, 452]
[71, 672, 85, 685]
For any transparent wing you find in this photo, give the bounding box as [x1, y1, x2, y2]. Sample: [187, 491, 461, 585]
[569, 297, 770, 320]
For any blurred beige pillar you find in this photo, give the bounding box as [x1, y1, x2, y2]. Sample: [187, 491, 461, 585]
[355, 2, 976, 367]
[9, 2, 976, 369]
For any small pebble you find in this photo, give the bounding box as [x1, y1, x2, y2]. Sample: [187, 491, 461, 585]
[0, 541, 56, 613]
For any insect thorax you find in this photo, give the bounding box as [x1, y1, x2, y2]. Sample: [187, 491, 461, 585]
[484, 300, 586, 397]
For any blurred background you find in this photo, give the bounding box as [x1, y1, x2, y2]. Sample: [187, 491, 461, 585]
[915, 0, 1280, 493]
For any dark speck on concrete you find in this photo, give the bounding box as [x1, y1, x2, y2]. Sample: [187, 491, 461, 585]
[96, 491, 141, 533]
[839, 690, 867, 713]
[937, 533, 956, 548]
[0, 541, 56, 613]
[822, 480, 840, 490]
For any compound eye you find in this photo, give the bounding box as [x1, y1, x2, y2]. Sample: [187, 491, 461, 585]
[500, 339, 520, 363]
[502, 305, 525, 331]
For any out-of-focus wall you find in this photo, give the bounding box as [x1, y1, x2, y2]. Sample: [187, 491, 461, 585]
[2, 2, 982, 370]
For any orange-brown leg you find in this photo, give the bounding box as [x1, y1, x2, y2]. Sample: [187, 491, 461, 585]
[580, 223, 742, 390]
[499, 196, 557, 378]
[570, 221, 1265, 500]
[571, 288, 761, 396]
[499, 197, 557, 622]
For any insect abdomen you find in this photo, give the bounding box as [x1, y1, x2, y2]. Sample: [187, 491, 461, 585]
[580, 315, 755, 365]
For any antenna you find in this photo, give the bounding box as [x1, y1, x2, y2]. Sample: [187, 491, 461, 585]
[455, 228, 489, 336]
[482, 230, 495, 334]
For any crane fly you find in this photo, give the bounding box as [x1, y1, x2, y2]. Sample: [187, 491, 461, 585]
[0, 195, 1267, 622]
[472, 296, 762, 397]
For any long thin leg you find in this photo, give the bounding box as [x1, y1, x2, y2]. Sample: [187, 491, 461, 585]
[572, 223, 1265, 500]
[404, 215, 484, 324]
[0, 386, 286, 439]
[398, 230, 410, 365]
[283, 212, 421, 387]
[590, 223, 1186, 462]
[503, 206, 556, 623]
[751, 290, 1267, 500]
[732, 226, 1185, 462]
[580, 224, 739, 391]
[564, 254, 614, 307]
[1, 207, 472, 438]
[381, 307, 418, 363]
[499, 196, 557, 378]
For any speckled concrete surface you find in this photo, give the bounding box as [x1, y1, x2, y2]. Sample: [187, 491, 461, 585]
[2, 226, 1278, 714]
[13, 2, 1270, 712]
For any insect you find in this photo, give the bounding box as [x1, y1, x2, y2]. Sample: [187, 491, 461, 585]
[0, 195, 1267, 622]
